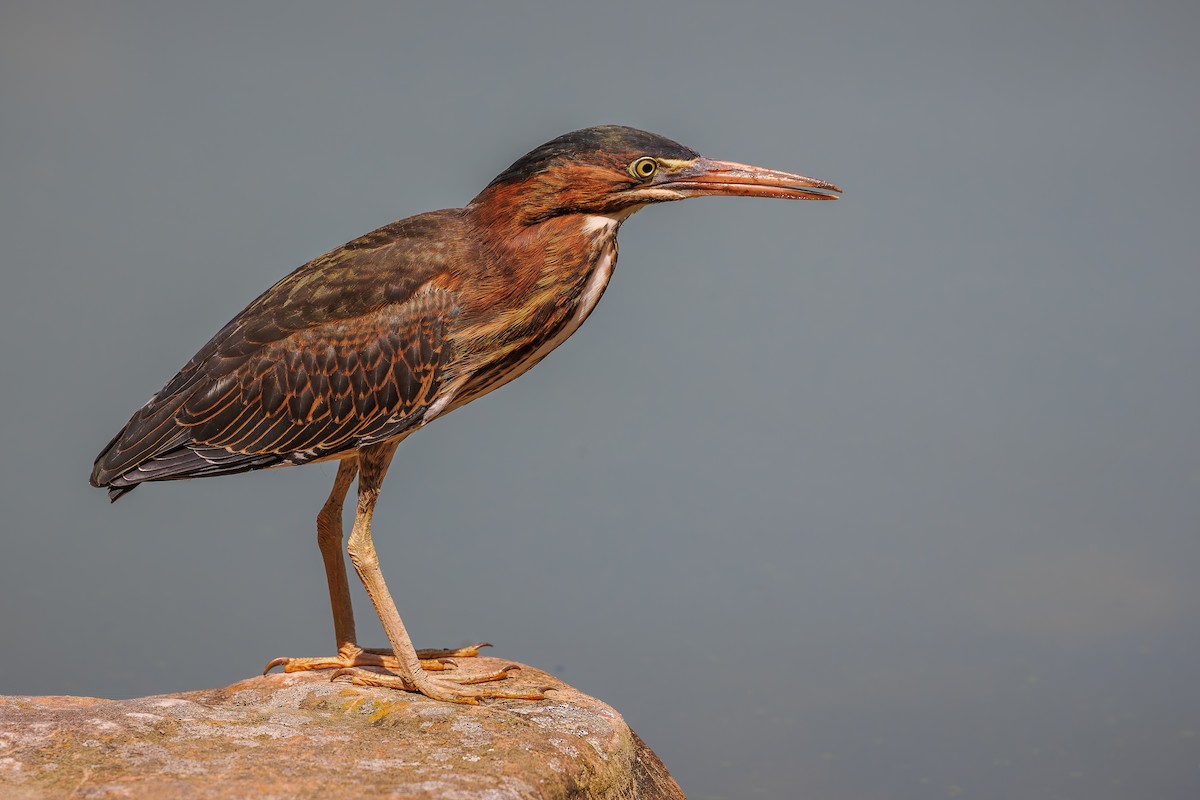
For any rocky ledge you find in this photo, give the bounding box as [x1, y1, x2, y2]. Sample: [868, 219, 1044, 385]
[0, 658, 684, 799]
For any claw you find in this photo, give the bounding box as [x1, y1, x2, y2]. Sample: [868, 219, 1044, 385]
[414, 642, 493, 659]
[451, 664, 521, 685]
[263, 657, 289, 675]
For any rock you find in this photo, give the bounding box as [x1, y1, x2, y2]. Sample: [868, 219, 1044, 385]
[0, 658, 684, 799]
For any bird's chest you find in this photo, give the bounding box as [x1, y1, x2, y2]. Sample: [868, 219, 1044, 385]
[450, 217, 620, 406]
[518, 236, 616, 369]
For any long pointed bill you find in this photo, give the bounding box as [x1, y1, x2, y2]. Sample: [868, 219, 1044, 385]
[659, 157, 841, 200]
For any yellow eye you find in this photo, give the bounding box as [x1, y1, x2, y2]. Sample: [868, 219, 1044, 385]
[629, 157, 658, 181]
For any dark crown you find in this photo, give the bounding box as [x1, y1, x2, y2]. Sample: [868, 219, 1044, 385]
[488, 125, 700, 188]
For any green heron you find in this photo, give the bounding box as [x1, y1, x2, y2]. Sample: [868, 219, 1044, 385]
[91, 125, 840, 703]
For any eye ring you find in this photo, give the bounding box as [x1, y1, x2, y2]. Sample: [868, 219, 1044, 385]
[629, 157, 658, 181]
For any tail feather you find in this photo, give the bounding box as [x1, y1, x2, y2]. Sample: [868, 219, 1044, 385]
[95, 437, 288, 498]
[107, 484, 136, 503]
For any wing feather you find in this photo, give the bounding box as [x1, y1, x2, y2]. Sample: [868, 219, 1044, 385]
[91, 210, 469, 496]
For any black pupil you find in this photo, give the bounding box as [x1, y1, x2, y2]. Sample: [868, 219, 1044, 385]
[639, 160, 653, 176]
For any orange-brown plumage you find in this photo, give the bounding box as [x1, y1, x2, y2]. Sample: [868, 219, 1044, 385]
[90, 125, 839, 702]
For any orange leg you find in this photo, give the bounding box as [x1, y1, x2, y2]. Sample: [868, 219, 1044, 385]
[263, 456, 489, 677]
[263, 447, 536, 702]
[330, 441, 542, 703]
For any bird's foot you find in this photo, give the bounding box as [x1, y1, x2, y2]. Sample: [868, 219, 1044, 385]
[331, 663, 546, 704]
[263, 642, 490, 675]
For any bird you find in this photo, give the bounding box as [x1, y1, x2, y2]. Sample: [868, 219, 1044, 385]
[91, 125, 840, 703]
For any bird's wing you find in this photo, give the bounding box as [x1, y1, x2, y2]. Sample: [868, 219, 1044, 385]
[92, 213, 466, 495]
[182, 287, 456, 456]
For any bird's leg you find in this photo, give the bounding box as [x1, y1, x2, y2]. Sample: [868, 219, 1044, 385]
[320, 457, 361, 651]
[263, 457, 484, 676]
[333, 441, 543, 703]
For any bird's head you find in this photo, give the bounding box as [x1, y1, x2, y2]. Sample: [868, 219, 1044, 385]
[470, 125, 840, 227]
